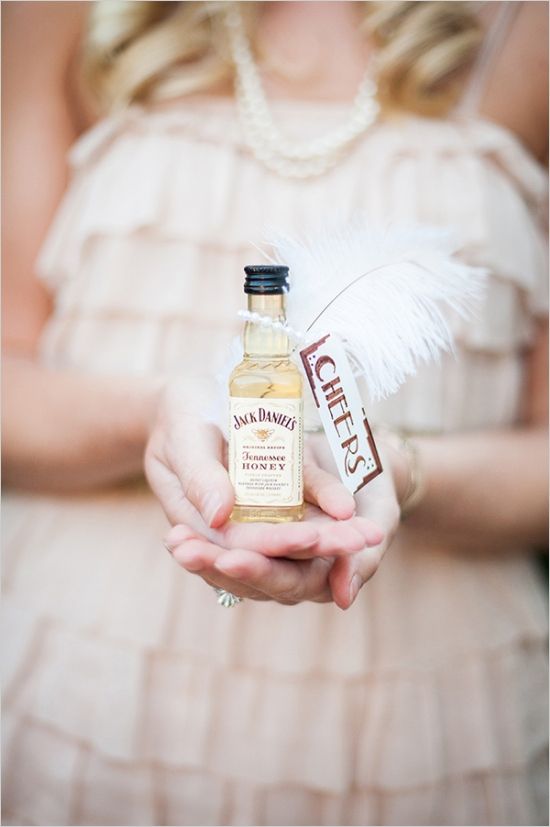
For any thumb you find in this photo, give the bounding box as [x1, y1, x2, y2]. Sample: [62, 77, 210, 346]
[303, 456, 356, 520]
[167, 419, 234, 528]
[329, 548, 381, 610]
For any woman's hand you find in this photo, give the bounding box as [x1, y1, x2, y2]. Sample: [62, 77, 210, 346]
[174, 437, 400, 609]
[145, 380, 372, 526]
[145, 382, 391, 606]
[162, 500, 384, 606]
[163, 464, 399, 608]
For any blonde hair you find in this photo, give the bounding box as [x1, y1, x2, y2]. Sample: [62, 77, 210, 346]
[82, 1, 483, 116]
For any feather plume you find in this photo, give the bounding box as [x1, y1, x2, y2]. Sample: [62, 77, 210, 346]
[206, 219, 487, 435]
[268, 218, 487, 401]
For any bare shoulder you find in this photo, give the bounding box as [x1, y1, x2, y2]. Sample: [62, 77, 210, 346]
[2, 1, 87, 64]
[478, 1, 548, 162]
[2, 1, 93, 128]
[2, 2, 92, 354]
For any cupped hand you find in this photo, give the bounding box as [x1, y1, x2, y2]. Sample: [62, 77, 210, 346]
[145, 381, 396, 608]
[164, 452, 399, 608]
[162, 498, 384, 605]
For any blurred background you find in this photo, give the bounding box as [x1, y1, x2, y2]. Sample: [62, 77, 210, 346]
[2, 2, 548, 826]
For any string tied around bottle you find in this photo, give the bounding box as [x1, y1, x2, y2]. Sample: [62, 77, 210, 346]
[237, 309, 306, 343]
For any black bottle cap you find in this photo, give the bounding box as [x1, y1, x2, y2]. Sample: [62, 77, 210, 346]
[244, 264, 289, 295]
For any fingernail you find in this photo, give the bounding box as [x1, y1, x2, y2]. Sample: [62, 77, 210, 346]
[349, 574, 362, 605]
[346, 528, 368, 552]
[164, 525, 192, 546]
[214, 556, 245, 577]
[174, 549, 203, 571]
[202, 491, 223, 527]
[341, 494, 356, 517]
[356, 520, 384, 546]
[214, 557, 236, 574]
[295, 527, 319, 547]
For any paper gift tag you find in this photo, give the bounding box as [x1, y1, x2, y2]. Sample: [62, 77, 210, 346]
[300, 333, 383, 494]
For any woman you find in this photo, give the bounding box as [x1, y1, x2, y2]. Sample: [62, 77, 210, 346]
[2, 2, 548, 824]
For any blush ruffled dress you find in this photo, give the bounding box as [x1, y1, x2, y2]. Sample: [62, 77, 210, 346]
[2, 36, 548, 827]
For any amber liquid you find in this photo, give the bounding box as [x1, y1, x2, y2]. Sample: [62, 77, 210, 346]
[229, 294, 304, 523]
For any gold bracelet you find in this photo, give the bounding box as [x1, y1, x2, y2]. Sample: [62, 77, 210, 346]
[397, 433, 426, 519]
[378, 426, 426, 520]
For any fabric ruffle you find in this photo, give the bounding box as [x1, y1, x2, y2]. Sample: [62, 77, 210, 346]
[3, 716, 547, 825]
[3, 487, 548, 817]
[3, 100, 548, 825]
[3, 617, 547, 786]
[33, 100, 549, 433]
[37, 101, 548, 356]
[4, 489, 547, 673]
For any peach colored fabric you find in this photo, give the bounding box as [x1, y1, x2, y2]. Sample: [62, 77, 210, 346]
[2, 99, 548, 826]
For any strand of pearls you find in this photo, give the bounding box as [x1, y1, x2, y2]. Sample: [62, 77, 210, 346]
[237, 309, 306, 342]
[224, 4, 380, 179]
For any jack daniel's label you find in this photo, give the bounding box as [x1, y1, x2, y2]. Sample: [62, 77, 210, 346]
[229, 399, 303, 506]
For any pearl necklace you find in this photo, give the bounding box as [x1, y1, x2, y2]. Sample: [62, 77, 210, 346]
[224, 4, 380, 179]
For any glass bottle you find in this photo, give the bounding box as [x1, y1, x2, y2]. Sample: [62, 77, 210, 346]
[229, 265, 304, 522]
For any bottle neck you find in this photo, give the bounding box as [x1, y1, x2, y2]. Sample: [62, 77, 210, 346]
[243, 293, 291, 359]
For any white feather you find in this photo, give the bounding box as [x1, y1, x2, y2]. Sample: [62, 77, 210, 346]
[208, 218, 487, 435]
[267, 218, 487, 400]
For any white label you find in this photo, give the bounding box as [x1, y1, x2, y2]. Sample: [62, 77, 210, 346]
[300, 333, 383, 495]
[228, 398, 303, 506]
